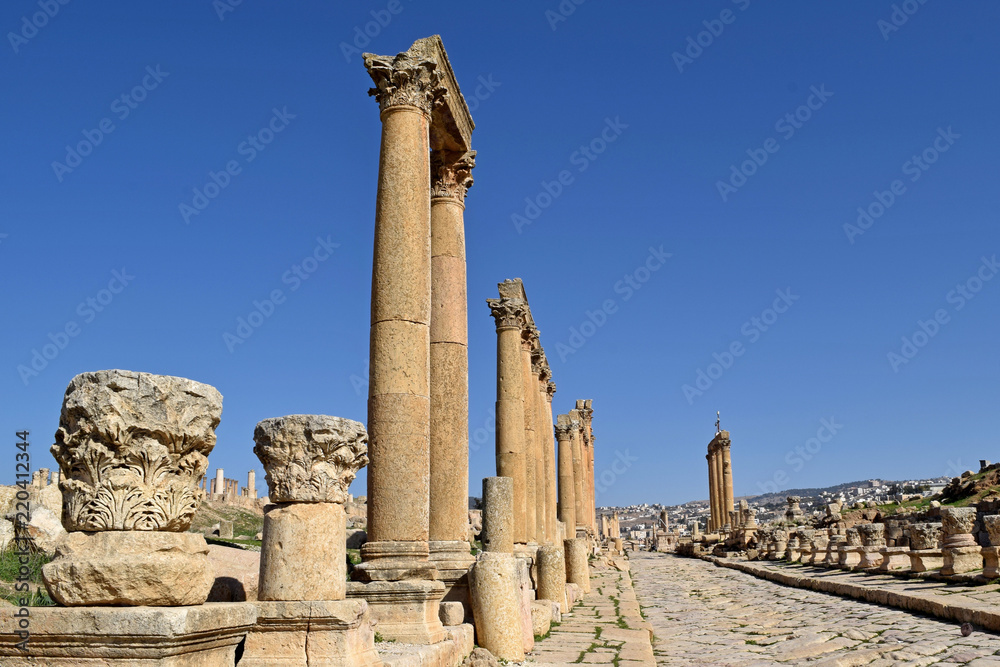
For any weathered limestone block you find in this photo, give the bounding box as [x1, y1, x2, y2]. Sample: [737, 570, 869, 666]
[941, 507, 982, 575]
[855, 523, 885, 570]
[253, 415, 368, 503]
[259, 502, 347, 601]
[530, 599, 552, 638]
[439, 601, 465, 626]
[240, 599, 382, 667]
[808, 532, 829, 565]
[565, 538, 590, 593]
[983, 515, 1000, 578]
[0, 603, 256, 666]
[481, 476, 513, 553]
[785, 534, 801, 562]
[468, 551, 524, 663]
[536, 543, 567, 613]
[772, 529, 788, 560]
[785, 496, 803, 521]
[52, 370, 221, 532]
[838, 528, 862, 569]
[908, 523, 944, 572]
[42, 532, 214, 606]
[823, 533, 845, 567]
[878, 546, 911, 572]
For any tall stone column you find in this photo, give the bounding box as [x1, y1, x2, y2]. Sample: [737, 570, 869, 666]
[520, 328, 539, 544]
[721, 436, 734, 527]
[555, 417, 576, 534]
[215, 468, 224, 499]
[488, 298, 529, 544]
[713, 447, 724, 531]
[529, 349, 547, 543]
[247, 469, 257, 499]
[706, 452, 716, 532]
[355, 46, 439, 584]
[587, 437, 595, 533]
[428, 148, 477, 600]
[544, 380, 558, 543]
[571, 416, 586, 537]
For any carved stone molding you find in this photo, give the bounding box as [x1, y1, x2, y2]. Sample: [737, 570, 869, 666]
[546, 381, 557, 401]
[364, 45, 444, 115]
[51, 370, 222, 532]
[553, 423, 574, 440]
[487, 297, 527, 331]
[431, 149, 475, 201]
[253, 415, 368, 504]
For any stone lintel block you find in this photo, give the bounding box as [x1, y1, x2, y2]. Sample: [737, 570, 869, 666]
[241, 599, 381, 667]
[0, 602, 255, 665]
[909, 549, 945, 573]
[42, 531, 213, 607]
[346, 579, 446, 645]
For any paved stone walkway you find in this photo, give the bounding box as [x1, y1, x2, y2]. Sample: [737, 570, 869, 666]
[530, 560, 656, 665]
[630, 552, 1000, 666]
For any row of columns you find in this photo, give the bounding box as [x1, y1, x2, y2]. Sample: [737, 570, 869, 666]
[706, 430, 734, 533]
[488, 279, 594, 547]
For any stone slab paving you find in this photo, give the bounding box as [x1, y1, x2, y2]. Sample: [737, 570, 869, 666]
[709, 555, 1000, 633]
[629, 551, 1000, 666]
[529, 559, 656, 666]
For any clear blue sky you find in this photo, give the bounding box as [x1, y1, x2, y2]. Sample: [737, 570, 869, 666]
[2, 2, 998, 508]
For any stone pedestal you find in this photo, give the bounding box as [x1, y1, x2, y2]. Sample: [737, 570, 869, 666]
[565, 538, 589, 594]
[347, 580, 446, 644]
[823, 536, 845, 566]
[242, 600, 382, 667]
[468, 551, 525, 663]
[855, 547, 884, 570]
[941, 508, 982, 576]
[43, 531, 214, 607]
[0, 603, 256, 665]
[259, 502, 347, 601]
[878, 547, 911, 572]
[982, 546, 1000, 578]
[909, 549, 944, 572]
[838, 547, 861, 569]
[428, 540, 474, 609]
[943, 545, 983, 576]
[536, 543, 567, 613]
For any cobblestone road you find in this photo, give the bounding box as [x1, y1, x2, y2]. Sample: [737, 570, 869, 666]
[631, 552, 1000, 666]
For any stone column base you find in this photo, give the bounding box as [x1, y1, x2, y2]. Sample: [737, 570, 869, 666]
[0, 602, 255, 665]
[943, 545, 983, 576]
[854, 546, 884, 570]
[838, 547, 861, 569]
[983, 546, 1000, 578]
[241, 599, 381, 667]
[909, 549, 944, 572]
[468, 552, 524, 663]
[428, 540, 475, 612]
[347, 579, 446, 645]
[353, 541, 438, 582]
[772, 543, 787, 560]
[878, 547, 911, 572]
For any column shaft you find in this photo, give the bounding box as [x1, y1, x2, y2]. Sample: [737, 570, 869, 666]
[722, 442, 734, 526]
[364, 102, 434, 569]
[707, 451, 717, 532]
[531, 364, 547, 542]
[520, 337, 538, 543]
[571, 422, 586, 535]
[555, 421, 576, 534]
[429, 152, 474, 546]
[713, 448, 725, 531]
[544, 383, 558, 544]
[488, 299, 528, 544]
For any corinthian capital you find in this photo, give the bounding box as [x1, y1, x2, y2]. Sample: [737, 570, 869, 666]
[520, 325, 539, 352]
[364, 46, 444, 115]
[431, 150, 475, 201]
[554, 423, 574, 440]
[546, 380, 557, 400]
[487, 297, 527, 331]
